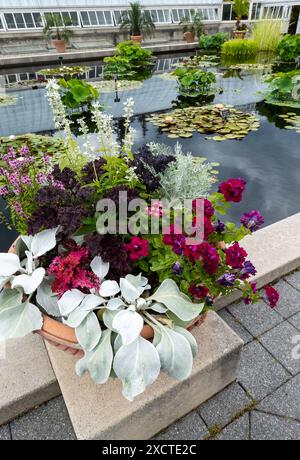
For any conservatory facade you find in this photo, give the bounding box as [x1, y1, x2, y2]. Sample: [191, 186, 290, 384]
[0, 0, 299, 53]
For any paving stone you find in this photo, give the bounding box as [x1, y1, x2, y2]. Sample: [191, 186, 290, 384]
[251, 411, 300, 440]
[228, 300, 282, 337]
[0, 334, 60, 426]
[155, 412, 209, 440]
[218, 310, 253, 344]
[257, 374, 300, 421]
[10, 397, 76, 440]
[260, 321, 300, 375]
[285, 270, 300, 291]
[238, 341, 289, 401]
[214, 414, 250, 440]
[198, 383, 252, 429]
[46, 311, 243, 440]
[288, 312, 300, 331]
[273, 279, 300, 319]
[0, 425, 11, 440]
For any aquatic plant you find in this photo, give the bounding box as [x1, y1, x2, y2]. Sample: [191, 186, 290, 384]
[103, 40, 153, 80]
[277, 34, 300, 63]
[38, 66, 91, 78]
[264, 70, 300, 108]
[172, 67, 216, 100]
[252, 20, 282, 53]
[91, 79, 143, 93]
[199, 32, 229, 51]
[222, 39, 258, 58]
[147, 104, 260, 141]
[278, 112, 300, 133]
[0, 95, 17, 107]
[58, 78, 100, 111]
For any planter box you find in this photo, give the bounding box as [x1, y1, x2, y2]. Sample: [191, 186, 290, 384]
[46, 311, 243, 440]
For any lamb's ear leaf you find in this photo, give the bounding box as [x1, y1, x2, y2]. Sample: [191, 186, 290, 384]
[11, 267, 46, 295]
[75, 312, 102, 352]
[87, 329, 113, 384]
[36, 278, 61, 317]
[31, 227, 59, 259]
[99, 280, 120, 297]
[113, 336, 161, 401]
[0, 288, 23, 311]
[155, 326, 193, 381]
[173, 326, 198, 358]
[58, 289, 86, 316]
[120, 278, 140, 303]
[112, 309, 143, 345]
[90, 256, 109, 280]
[0, 253, 21, 277]
[75, 350, 93, 377]
[0, 301, 43, 340]
[149, 279, 204, 321]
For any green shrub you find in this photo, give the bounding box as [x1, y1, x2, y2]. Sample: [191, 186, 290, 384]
[221, 39, 258, 58]
[264, 69, 300, 107]
[104, 40, 153, 80]
[199, 32, 229, 51]
[172, 67, 216, 99]
[277, 34, 300, 62]
[252, 20, 282, 52]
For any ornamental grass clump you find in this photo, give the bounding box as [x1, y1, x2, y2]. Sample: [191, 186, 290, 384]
[252, 20, 282, 53]
[221, 39, 258, 58]
[0, 85, 279, 401]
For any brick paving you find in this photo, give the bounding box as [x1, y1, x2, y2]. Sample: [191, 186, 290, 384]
[1, 271, 300, 440]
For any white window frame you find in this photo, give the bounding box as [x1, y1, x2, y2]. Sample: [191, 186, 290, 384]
[43, 11, 80, 29]
[79, 10, 113, 28]
[0, 13, 5, 31]
[144, 9, 172, 24]
[3, 11, 44, 30]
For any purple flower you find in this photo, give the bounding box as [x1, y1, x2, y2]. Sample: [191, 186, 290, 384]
[37, 173, 47, 185]
[7, 173, 20, 187]
[239, 261, 257, 280]
[240, 210, 264, 232]
[215, 220, 226, 233]
[19, 145, 30, 156]
[0, 186, 8, 197]
[172, 235, 186, 256]
[172, 262, 183, 275]
[43, 155, 51, 165]
[53, 181, 65, 190]
[218, 273, 235, 287]
[21, 175, 32, 186]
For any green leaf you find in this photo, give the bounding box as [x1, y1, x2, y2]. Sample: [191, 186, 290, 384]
[149, 279, 204, 321]
[0, 288, 23, 311]
[113, 336, 160, 401]
[0, 301, 43, 340]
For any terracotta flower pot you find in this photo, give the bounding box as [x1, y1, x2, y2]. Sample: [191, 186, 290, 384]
[7, 240, 211, 355]
[52, 39, 67, 53]
[183, 32, 195, 44]
[233, 31, 246, 40]
[130, 35, 143, 44]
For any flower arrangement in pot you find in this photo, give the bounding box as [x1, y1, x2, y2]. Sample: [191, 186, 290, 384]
[0, 85, 279, 401]
[180, 11, 204, 44]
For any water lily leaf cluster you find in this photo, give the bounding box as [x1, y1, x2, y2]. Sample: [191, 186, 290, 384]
[147, 105, 260, 141]
[0, 95, 17, 107]
[91, 79, 143, 93]
[279, 112, 300, 133]
[38, 66, 92, 78]
[174, 54, 220, 69]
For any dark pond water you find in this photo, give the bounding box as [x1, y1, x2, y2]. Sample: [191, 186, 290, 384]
[0, 56, 299, 251]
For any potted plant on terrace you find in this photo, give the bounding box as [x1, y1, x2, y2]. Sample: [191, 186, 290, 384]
[43, 13, 74, 53]
[0, 85, 280, 401]
[180, 11, 204, 44]
[232, 0, 249, 39]
[119, 2, 155, 44]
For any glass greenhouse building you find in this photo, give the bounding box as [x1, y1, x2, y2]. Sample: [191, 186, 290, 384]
[0, 0, 299, 32]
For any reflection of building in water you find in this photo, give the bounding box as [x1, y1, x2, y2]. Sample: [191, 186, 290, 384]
[0, 1, 298, 55]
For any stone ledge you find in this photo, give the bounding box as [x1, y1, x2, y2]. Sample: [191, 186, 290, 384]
[0, 334, 60, 426]
[45, 311, 243, 440]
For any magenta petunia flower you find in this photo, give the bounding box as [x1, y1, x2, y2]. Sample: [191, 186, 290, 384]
[200, 241, 220, 275]
[124, 236, 149, 261]
[226, 242, 248, 269]
[240, 210, 264, 232]
[265, 285, 280, 309]
[188, 283, 209, 300]
[219, 178, 246, 203]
